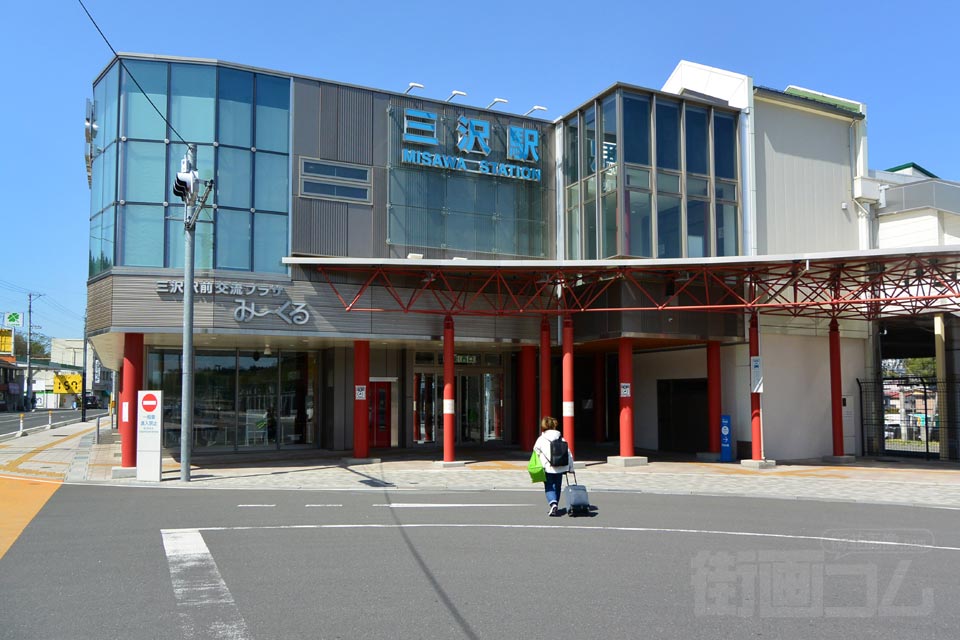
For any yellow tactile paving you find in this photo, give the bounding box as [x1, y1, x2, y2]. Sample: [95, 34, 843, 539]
[0, 426, 95, 477]
[0, 475, 61, 559]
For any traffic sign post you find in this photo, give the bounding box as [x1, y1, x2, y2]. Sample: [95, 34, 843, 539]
[136, 390, 163, 482]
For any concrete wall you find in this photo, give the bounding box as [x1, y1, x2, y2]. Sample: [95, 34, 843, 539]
[878, 209, 940, 248]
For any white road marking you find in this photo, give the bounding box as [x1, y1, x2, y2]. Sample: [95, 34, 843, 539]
[166, 523, 960, 553]
[161, 529, 252, 640]
[237, 504, 275, 508]
[373, 503, 532, 508]
[305, 504, 343, 508]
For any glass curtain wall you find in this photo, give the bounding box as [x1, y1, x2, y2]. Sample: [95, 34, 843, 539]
[89, 57, 290, 277]
[562, 88, 741, 260]
[147, 349, 317, 451]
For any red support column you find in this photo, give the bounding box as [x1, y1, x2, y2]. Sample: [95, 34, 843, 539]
[593, 353, 604, 443]
[707, 341, 721, 454]
[520, 346, 537, 450]
[540, 316, 551, 420]
[443, 316, 456, 463]
[749, 313, 763, 460]
[562, 317, 575, 455]
[353, 340, 370, 459]
[119, 333, 143, 468]
[618, 337, 634, 457]
[829, 319, 844, 456]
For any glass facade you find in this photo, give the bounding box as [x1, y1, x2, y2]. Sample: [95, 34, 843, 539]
[563, 88, 741, 259]
[148, 348, 317, 450]
[387, 108, 550, 258]
[89, 58, 290, 277]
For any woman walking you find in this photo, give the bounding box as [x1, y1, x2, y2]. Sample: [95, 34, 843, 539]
[533, 416, 573, 516]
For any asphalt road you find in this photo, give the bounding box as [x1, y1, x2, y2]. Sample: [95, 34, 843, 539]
[1, 484, 958, 640]
[0, 408, 108, 437]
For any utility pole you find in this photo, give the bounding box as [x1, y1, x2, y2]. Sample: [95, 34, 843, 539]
[81, 314, 88, 423]
[25, 292, 42, 412]
[172, 144, 212, 482]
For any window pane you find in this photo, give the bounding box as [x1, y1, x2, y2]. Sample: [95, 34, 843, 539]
[255, 152, 288, 212]
[90, 152, 103, 214]
[216, 209, 251, 269]
[101, 206, 115, 271]
[120, 59, 167, 140]
[254, 213, 287, 274]
[601, 167, 617, 194]
[95, 62, 120, 146]
[302, 181, 368, 201]
[217, 147, 252, 209]
[686, 199, 708, 258]
[656, 100, 680, 171]
[255, 74, 290, 153]
[685, 106, 709, 175]
[716, 180, 737, 201]
[120, 204, 163, 267]
[583, 176, 597, 259]
[687, 177, 709, 197]
[89, 213, 101, 276]
[657, 171, 681, 194]
[167, 143, 214, 204]
[123, 141, 165, 203]
[625, 191, 651, 257]
[563, 117, 579, 184]
[170, 64, 215, 143]
[657, 195, 681, 258]
[166, 218, 213, 269]
[714, 112, 737, 179]
[582, 106, 597, 176]
[101, 142, 117, 211]
[218, 67, 253, 148]
[623, 93, 650, 166]
[600, 94, 617, 170]
[565, 184, 580, 260]
[625, 166, 649, 189]
[303, 161, 368, 182]
[601, 191, 618, 258]
[716, 203, 738, 257]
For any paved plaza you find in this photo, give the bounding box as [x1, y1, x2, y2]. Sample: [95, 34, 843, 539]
[3, 419, 960, 509]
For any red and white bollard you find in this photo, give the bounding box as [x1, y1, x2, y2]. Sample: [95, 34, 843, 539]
[18, 413, 25, 437]
[47, 410, 53, 430]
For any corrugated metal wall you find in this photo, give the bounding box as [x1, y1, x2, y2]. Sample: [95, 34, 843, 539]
[754, 100, 859, 255]
[86, 276, 113, 333]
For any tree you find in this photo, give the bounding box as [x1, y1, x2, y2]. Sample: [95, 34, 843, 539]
[903, 357, 936, 379]
[13, 332, 51, 360]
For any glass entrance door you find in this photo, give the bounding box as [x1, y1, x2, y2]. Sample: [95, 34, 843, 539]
[413, 370, 503, 445]
[458, 372, 503, 444]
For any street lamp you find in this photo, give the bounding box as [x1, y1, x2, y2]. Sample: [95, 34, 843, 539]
[523, 105, 547, 116]
[446, 90, 467, 102]
[404, 82, 424, 94]
[485, 98, 508, 110]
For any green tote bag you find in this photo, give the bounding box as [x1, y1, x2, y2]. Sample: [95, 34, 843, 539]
[527, 451, 545, 483]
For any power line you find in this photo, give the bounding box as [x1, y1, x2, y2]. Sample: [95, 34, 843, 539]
[77, 0, 187, 145]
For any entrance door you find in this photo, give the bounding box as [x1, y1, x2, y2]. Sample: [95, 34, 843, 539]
[657, 378, 709, 453]
[368, 381, 391, 448]
[457, 373, 503, 444]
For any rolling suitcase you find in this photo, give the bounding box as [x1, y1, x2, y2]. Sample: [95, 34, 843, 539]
[564, 470, 590, 516]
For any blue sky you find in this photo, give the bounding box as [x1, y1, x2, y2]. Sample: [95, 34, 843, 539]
[2, 0, 957, 340]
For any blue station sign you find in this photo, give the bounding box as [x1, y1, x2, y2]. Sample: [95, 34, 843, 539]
[401, 108, 542, 182]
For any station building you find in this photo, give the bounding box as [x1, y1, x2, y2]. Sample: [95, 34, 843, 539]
[84, 55, 960, 466]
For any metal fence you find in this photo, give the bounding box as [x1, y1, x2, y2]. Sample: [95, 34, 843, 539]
[858, 377, 960, 461]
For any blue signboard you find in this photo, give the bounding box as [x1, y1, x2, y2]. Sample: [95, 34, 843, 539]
[400, 108, 542, 182]
[720, 415, 733, 462]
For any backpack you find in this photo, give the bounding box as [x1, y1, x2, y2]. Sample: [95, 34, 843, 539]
[548, 437, 569, 467]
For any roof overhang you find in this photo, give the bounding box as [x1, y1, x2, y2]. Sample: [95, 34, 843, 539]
[284, 246, 960, 320]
